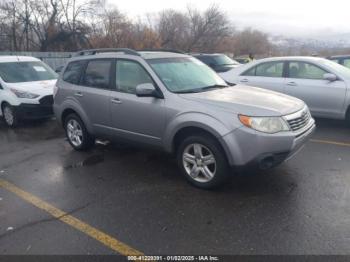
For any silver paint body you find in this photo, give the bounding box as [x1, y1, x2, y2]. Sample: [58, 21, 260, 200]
[220, 56, 350, 120]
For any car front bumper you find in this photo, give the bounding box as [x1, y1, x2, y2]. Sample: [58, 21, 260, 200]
[220, 118, 316, 170]
[14, 103, 54, 120]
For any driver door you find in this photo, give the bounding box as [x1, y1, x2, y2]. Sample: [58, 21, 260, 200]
[110, 59, 165, 146]
[284, 61, 346, 118]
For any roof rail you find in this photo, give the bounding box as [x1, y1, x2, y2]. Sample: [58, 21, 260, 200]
[74, 48, 140, 57]
[138, 48, 185, 54]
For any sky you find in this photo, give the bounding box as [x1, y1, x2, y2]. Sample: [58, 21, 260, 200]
[106, 0, 350, 38]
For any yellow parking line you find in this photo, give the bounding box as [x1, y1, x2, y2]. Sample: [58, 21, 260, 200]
[310, 139, 350, 147]
[0, 178, 143, 256]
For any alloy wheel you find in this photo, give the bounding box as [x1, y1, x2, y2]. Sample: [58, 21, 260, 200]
[182, 143, 217, 183]
[66, 119, 83, 147]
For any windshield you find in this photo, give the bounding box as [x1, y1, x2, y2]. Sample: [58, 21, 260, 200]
[213, 55, 240, 66]
[320, 59, 350, 79]
[0, 61, 57, 83]
[148, 57, 227, 93]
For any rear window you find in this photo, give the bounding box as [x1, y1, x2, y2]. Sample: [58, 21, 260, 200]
[63, 60, 86, 84]
[0, 61, 57, 83]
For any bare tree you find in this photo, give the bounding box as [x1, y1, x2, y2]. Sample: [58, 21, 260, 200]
[157, 9, 189, 50]
[233, 28, 272, 56]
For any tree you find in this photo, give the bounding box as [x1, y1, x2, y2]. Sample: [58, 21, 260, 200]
[233, 28, 272, 56]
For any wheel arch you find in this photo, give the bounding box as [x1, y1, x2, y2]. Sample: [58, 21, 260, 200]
[165, 112, 236, 159]
[59, 101, 93, 133]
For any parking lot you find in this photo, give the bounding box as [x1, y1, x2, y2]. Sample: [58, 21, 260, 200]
[0, 117, 350, 255]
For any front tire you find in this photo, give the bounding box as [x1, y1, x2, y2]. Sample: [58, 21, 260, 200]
[177, 134, 230, 189]
[2, 103, 18, 127]
[64, 113, 94, 151]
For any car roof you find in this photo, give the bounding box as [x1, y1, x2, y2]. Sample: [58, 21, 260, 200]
[139, 51, 190, 59]
[328, 55, 350, 59]
[0, 56, 40, 63]
[191, 53, 224, 57]
[252, 56, 328, 63]
[68, 51, 190, 62]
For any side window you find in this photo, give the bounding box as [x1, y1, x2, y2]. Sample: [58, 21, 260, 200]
[329, 58, 340, 64]
[116, 60, 154, 94]
[343, 59, 350, 69]
[255, 62, 284, 77]
[82, 60, 112, 89]
[289, 62, 327, 80]
[197, 56, 214, 66]
[242, 66, 256, 76]
[63, 60, 85, 84]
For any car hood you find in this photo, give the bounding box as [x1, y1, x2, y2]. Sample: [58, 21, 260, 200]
[5, 79, 56, 96]
[178, 85, 305, 116]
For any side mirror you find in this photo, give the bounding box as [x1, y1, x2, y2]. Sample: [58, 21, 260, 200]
[323, 73, 337, 82]
[136, 83, 162, 98]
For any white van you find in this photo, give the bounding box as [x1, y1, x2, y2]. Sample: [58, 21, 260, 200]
[0, 56, 58, 127]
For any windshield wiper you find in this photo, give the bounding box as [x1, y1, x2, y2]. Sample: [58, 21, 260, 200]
[174, 89, 203, 94]
[175, 84, 229, 94]
[199, 84, 229, 91]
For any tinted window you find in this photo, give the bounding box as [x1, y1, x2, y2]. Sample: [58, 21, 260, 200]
[0, 61, 57, 83]
[195, 56, 214, 65]
[256, 62, 284, 77]
[63, 61, 86, 84]
[82, 60, 112, 89]
[289, 62, 327, 79]
[212, 55, 240, 66]
[116, 60, 153, 94]
[343, 59, 350, 68]
[329, 58, 340, 64]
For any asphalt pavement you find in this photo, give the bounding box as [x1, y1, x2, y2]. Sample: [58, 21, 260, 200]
[0, 118, 350, 255]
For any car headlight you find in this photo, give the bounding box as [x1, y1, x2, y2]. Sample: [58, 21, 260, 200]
[10, 88, 40, 99]
[239, 115, 290, 133]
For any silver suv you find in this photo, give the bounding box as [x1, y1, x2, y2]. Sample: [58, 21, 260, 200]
[54, 48, 316, 189]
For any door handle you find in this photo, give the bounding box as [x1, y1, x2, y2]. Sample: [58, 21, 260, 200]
[111, 98, 122, 104]
[74, 92, 83, 97]
[240, 79, 249, 83]
[287, 82, 297, 86]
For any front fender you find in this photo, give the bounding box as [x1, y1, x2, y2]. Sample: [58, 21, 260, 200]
[163, 112, 234, 153]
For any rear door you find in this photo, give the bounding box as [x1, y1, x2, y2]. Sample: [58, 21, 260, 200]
[110, 59, 165, 146]
[77, 59, 113, 134]
[237, 61, 286, 93]
[284, 61, 346, 118]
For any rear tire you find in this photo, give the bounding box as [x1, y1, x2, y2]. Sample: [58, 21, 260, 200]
[2, 103, 18, 128]
[64, 113, 94, 151]
[177, 134, 230, 189]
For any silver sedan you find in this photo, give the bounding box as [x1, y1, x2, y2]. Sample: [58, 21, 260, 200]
[220, 56, 350, 121]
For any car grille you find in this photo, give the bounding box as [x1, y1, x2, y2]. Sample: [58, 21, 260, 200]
[286, 109, 311, 132]
[39, 95, 54, 106]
